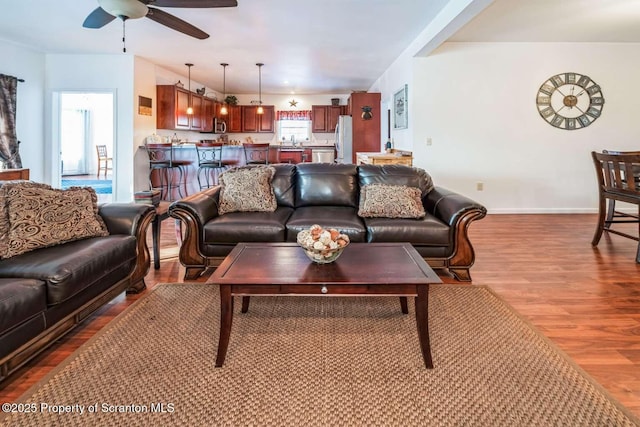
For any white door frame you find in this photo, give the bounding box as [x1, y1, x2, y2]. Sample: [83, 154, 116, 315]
[50, 90, 117, 193]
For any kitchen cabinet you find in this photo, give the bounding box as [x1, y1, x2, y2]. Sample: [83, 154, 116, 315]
[156, 85, 211, 131]
[227, 105, 243, 133]
[242, 106, 259, 132]
[311, 105, 328, 132]
[312, 105, 345, 133]
[228, 105, 275, 133]
[202, 97, 214, 132]
[189, 93, 204, 131]
[271, 147, 312, 164]
[258, 105, 275, 133]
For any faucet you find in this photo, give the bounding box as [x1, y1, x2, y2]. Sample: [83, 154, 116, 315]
[290, 135, 296, 147]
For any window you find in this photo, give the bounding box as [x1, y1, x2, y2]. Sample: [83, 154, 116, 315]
[277, 120, 311, 144]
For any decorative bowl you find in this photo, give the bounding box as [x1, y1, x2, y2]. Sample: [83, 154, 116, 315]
[296, 225, 350, 264]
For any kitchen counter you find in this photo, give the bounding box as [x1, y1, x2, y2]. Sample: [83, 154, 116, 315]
[356, 149, 413, 166]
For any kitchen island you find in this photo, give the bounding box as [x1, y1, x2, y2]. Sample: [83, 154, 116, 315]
[137, 143, 336, 199]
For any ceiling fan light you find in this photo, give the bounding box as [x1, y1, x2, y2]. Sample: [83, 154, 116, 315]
[98, 0, 148, 19]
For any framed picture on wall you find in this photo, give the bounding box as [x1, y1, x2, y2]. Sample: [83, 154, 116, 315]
[393, 84, 408, 129]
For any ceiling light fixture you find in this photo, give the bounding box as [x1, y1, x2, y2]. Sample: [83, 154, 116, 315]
[220, 63, 228, 115]
[256, 63, 264, 115]
[98, 0, 149, 52]
[98, 0, 148, 19]
[186, 63, 194, 115]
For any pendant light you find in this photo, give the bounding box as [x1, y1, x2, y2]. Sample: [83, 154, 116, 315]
[256, 63, 264, 115]
[220, 63, 228, 115]
[185, 63, 194, 115]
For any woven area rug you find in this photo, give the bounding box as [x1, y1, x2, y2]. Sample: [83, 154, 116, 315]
[2, 284, 638, 426]
[61, 179, 112, 194]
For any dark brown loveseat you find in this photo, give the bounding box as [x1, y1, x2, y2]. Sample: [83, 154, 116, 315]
[169, 163, 486, 281]
[0, 187, 154, 383]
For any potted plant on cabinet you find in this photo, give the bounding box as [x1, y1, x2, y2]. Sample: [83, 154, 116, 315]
[224, 95, 238, 106]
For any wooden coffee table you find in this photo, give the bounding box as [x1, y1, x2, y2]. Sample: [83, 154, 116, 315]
[208, 242, 442, 368]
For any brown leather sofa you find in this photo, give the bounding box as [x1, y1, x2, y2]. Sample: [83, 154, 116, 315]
[0, 202, 154, 383]
[169, 163, 487, 282]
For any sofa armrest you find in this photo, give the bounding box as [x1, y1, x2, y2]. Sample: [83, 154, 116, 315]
[99, 203, 155, 236]
[424, 186, 487, 281]
[168, 187, 221, 279]
[168, 186, 221, 227]
[98, 203, 155, 292]
[424, 186, 486, 227]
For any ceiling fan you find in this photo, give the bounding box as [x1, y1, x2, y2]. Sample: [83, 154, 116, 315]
[83, 0, 238, 50]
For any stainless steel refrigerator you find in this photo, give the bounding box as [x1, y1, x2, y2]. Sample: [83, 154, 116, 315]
[334, 115, 353, 164]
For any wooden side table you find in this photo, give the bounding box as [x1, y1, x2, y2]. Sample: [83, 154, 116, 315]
[152, 201, 171, 269]
[0, 168, 30, 180]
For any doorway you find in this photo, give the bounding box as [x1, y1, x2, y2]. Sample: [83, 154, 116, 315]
[54, 91, 115, 202]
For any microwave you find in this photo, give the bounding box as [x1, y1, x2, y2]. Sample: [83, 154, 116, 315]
[215, 118, 227, 134]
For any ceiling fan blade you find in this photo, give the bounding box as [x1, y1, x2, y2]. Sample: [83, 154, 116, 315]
[145, 7, 210, 39]
[83, 7, 116, 29]
[145, 0, 237, 7]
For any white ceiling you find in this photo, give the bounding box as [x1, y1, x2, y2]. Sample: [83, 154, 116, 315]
[1, 0, 639, 95]
[449, 0, 640, 43]
[0, 0, 449, 94]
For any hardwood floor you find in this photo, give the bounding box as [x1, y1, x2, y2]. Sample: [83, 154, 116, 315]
[1, 214, 639, 418]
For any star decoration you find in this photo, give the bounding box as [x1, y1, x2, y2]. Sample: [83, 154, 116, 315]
[289, 99, 298, 107]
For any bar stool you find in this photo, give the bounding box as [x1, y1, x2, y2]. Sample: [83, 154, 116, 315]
[145, 143, 193, 201]
[243, 143, 270, 165]
[195, 142, 235, 189]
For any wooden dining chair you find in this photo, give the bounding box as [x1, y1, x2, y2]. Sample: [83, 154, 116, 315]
[601, 150, 640, 229]
[95, 145, 112, 178]
[591, 150, 640, 262]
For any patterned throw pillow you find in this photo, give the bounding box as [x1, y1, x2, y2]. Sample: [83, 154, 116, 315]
[0, 181, 53, 258]
[358, 184, 426, 219]
[218, 166, 277, 215]
[0, 183, 109, 259]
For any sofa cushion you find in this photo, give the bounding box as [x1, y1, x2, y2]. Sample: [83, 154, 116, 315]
[358, 164, 435, 197]
[362, 213, 450, 245]
[218, 166, 277, 215]
[271, 164, 296, 208]
[0, 278, 46, 335]
[358, 184, 426, 219]
[295, 163, 359, 208]
[204, 207, 294, 243]
[285, 206, 367, 242]
[0, 183, 108, 259]
[0, 235, 136, 306]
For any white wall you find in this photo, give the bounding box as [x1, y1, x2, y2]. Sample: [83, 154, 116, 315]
[411, 42, 640, 213]
[46, 54, 135, 201]
[0, 40, 45, 182]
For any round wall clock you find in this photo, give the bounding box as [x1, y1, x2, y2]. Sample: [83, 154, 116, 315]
[536, 72, 605, 130]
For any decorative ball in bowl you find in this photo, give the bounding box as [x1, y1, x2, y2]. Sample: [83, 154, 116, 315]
[296, 224, 350, 264]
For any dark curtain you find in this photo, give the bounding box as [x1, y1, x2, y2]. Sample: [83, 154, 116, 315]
[0, 74, 22, 168]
